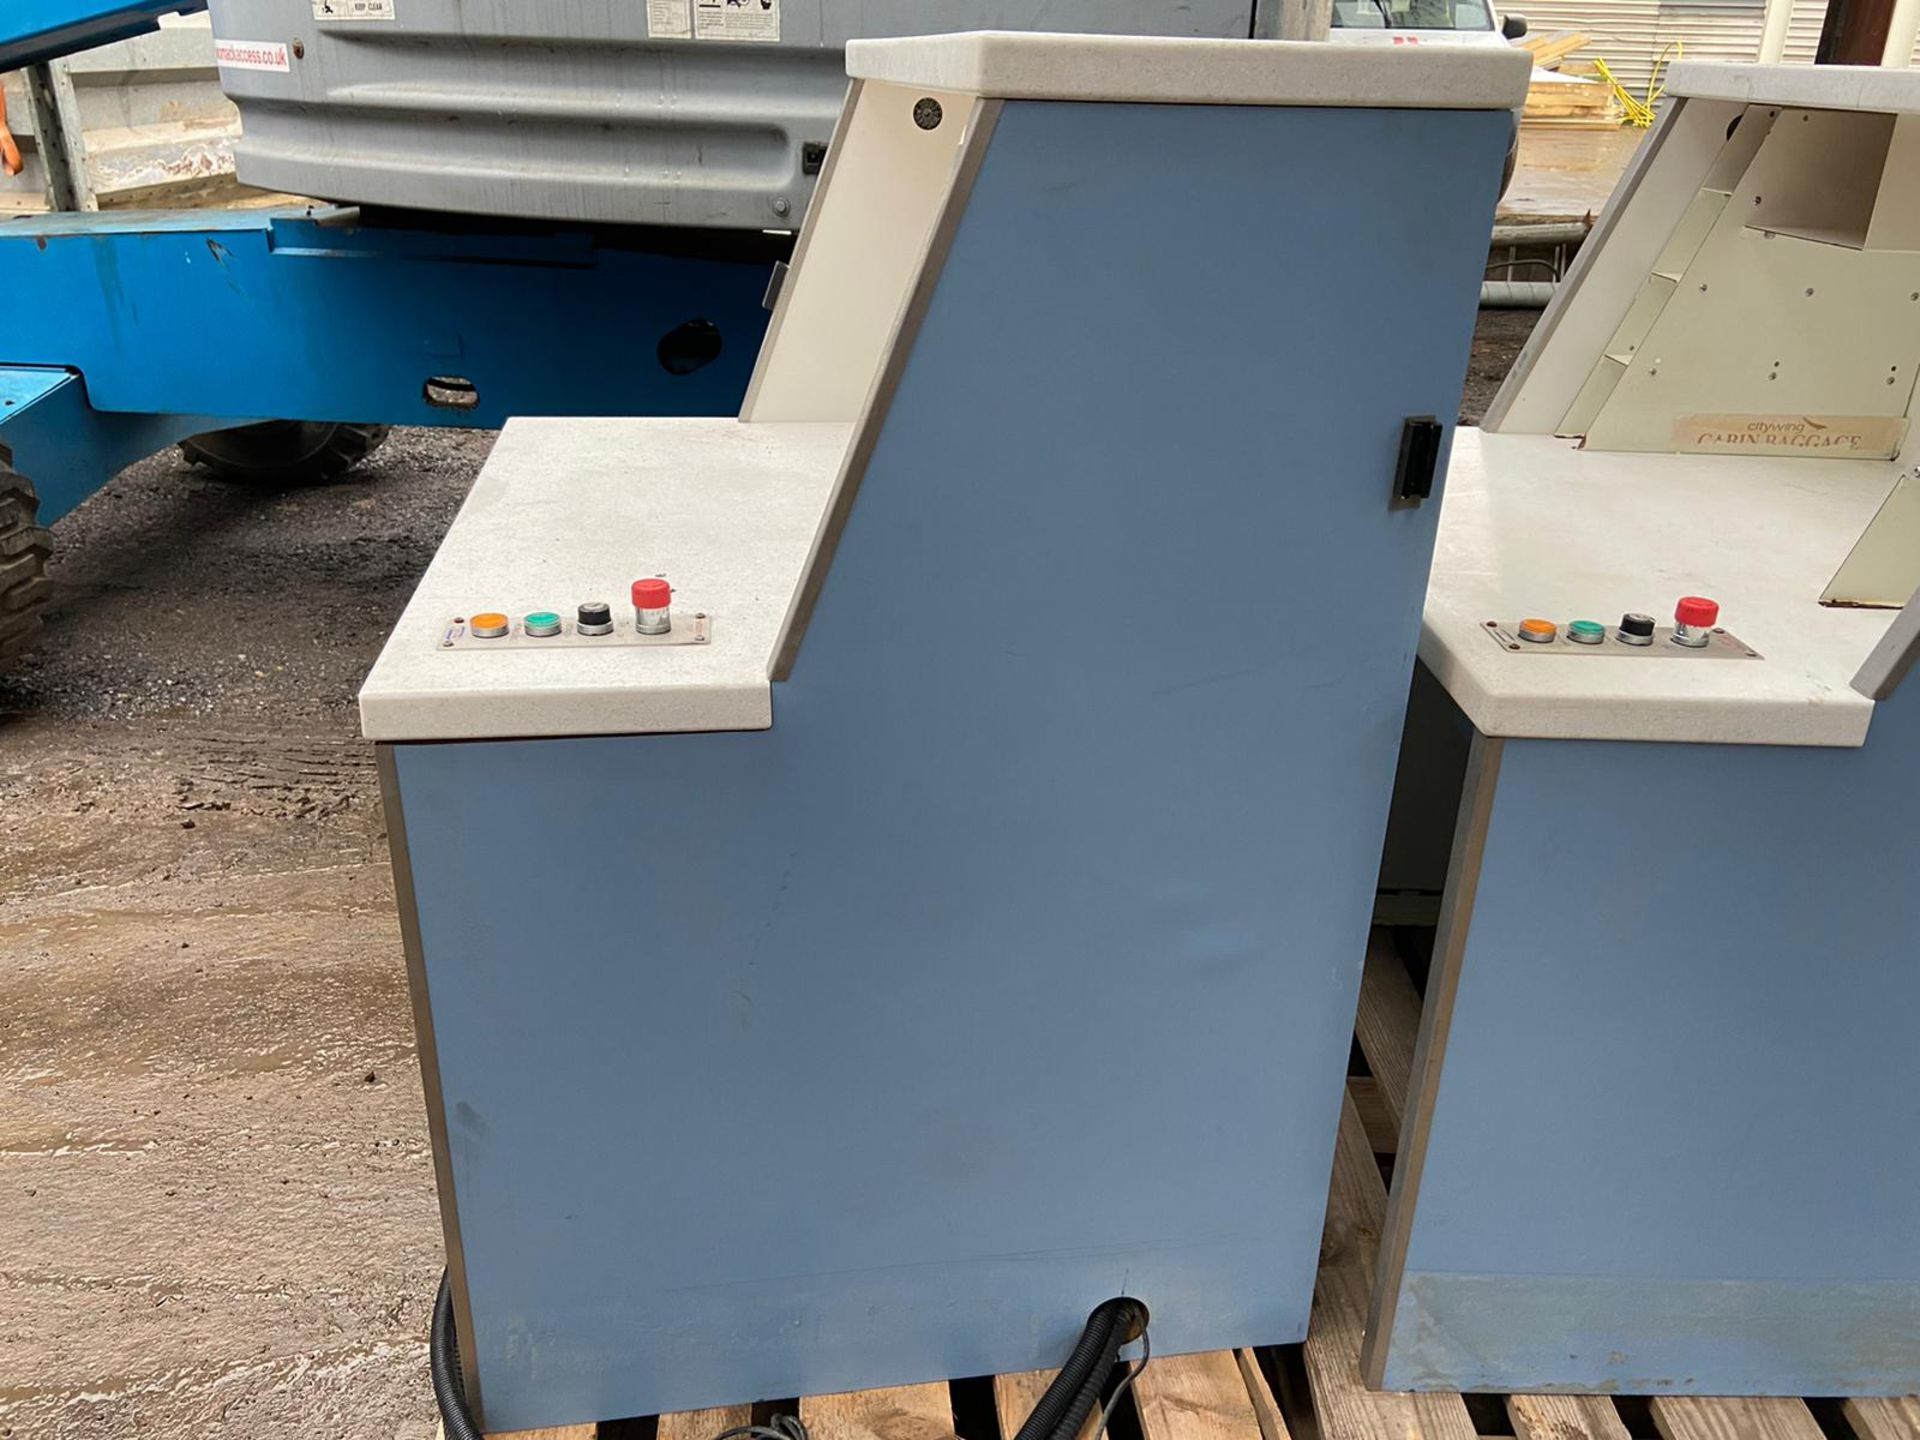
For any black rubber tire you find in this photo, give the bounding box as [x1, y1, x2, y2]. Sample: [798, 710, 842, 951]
[179, 420, 391, 484]
[0, 457, 55, 669]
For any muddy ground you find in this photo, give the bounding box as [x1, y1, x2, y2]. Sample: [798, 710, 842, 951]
[0, 314, 1536, 1438]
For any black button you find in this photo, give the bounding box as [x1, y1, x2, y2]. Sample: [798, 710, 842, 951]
[578, 602, 612, 627]
[1620, 612, 1655, 637]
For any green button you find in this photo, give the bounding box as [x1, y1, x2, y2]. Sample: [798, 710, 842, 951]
[524, 610, 563, 637]
[1569, 619, 1606, 644]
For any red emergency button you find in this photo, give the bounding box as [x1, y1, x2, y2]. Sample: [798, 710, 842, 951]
[1675, 596, 1719, 628]
[632, 577, 673, 636]
[1672, 595, 1718, 649]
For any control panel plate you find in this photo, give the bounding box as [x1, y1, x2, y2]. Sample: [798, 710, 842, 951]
[439, 614, 712, 650]
[1482, 622, 1760, 659]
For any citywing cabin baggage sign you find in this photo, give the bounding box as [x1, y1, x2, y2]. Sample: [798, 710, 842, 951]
[1674, 413, 1909, 458]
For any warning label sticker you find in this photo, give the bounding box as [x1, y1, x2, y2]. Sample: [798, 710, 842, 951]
[214, 38, 292, 71]
[314, 0, 397, 17]
[693, 0, 779, 42]
[647, 0, 692, 38]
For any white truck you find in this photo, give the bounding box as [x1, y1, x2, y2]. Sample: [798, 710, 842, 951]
[1328, 0, 1530, 190]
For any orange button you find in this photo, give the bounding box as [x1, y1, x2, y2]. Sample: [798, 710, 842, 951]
[1518, 617, 1558, 643]
[470, 611, 510, 638]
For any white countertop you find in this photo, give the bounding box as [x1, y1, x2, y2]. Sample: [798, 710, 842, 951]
[1422, 430, 1903, 747]
[1667, 60, 1920, 114]
[364, 421, 1903, 748]
[845, 32, 1530, 110]
[358, 419, 848, 742]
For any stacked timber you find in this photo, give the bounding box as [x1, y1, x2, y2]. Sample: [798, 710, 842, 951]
[1517, 30, 1622, 124]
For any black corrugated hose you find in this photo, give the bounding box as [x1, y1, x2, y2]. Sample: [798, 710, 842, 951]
[1011, 1298, 1151, 1440]
[430, 1271, 484, 1440]
[428, 1268, 1148, 1440]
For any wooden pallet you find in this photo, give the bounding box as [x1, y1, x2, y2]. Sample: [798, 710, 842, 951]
[450, 932, 1920, 1440]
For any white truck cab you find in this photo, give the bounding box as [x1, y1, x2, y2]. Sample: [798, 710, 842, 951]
[1328, 0, 1528, 189]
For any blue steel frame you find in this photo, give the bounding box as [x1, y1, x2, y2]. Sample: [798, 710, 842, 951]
[0, 0, 205, 70]
[0, 209, 776, 524]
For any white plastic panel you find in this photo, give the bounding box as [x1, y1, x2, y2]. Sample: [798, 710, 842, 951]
[844, 31, 1530, 108]
[1825, 468, 1920, 606]
[742, 82, 979, 424]
[1419, 430, 1902, 746]
[358, 420, 851, 740]
[1665, 59, 1920, 114]
[1744, 109, 1894, 249]
[1866, 114, 1920, 251]
[1484, 95, 1746, 435]
[1582, 229, 1920, 452]
[1581, 105, 1920, 454]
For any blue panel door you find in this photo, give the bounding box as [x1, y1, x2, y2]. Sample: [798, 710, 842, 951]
[1374, 684, 1920, 1394]
[393, 95, 1513, 1432]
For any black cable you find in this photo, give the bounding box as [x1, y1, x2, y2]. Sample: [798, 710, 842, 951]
[1012, 1298, 1150, 1440]
[430, 1270, 484, 1440]
[714, 1418, 810, 1440]
[1091, 1325, 1151, 1440]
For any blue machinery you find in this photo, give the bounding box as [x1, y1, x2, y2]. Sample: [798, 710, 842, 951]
[1364, 64, 1920, 1397]
[0, 211, 775, 524]
[0, 0, 1264, 542]
[3, 0, 205, 71]
[359, 34, 1529, 1433]
[0, 2, 775, 530]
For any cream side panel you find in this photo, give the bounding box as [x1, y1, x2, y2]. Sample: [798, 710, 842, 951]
[1815, 119, 1920, 603]
[1700, 102, 1778, 193]
[1825, 470, 1920, 607]
[1851, 575, 1920, 697]
[1582, 240, 1920, 451]
[1584, 110, 1920, 453]
[1545, 107, 1776, 438]
[1484, 96, 1745, 435]
[1821, 118, 1920, 605]
[742, 82, 974, 424]
[1866, 114, 1920, 251]
[1742, 108, 1895, 248]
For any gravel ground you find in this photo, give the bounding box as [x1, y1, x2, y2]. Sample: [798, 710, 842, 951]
[1461, 310, 1539, 423]
[0, 311, 1536, 1438]
[0, 427, 490, 1440]
[0, 427, 491, 726]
